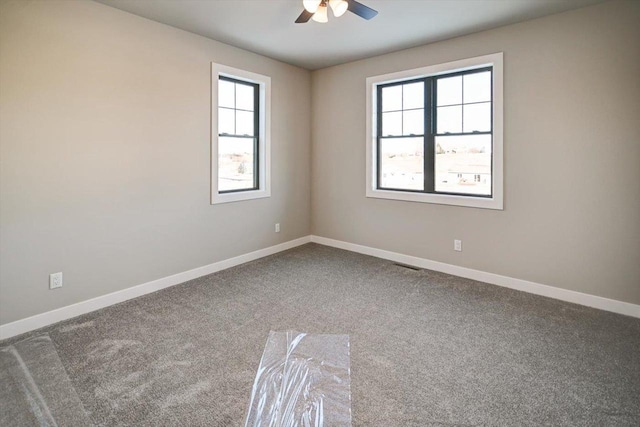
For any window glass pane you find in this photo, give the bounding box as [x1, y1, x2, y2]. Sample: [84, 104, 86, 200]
[402, 82, 423, 110]
[382, 85, 402, 112]
[382, 111, 402, 136]
[236, 83, 255, 111]
[403, 109, 424, 135]
[236, 110, 254, 136]
[437, 105, 462, 134]
[463, 102, 491, 133]
[435, 134, 491, 195]
[437, 76, 462, 106]
[380, 137, 424, 190]
[218, 79, 235, 108]
[463, 71, 491, 103]
[218, 136, 255, 192]
[218, 107, 235, 135]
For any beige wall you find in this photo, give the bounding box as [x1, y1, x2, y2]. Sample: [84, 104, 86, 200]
[0, 0, 311, 324]
[311, 1, 640, 304]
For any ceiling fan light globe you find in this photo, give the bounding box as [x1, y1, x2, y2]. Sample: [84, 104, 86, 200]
[311, 4, 329, 23]
[303, 0, 321, 13]
[329, 0, 348, 17]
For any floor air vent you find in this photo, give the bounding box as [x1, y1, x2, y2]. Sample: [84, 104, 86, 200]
[393, 263, 421, 271]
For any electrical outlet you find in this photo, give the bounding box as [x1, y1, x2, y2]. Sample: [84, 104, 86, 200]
[454, 240, 462, 252]
[275, 223, 280, 233]
[50, 272, 63, 289]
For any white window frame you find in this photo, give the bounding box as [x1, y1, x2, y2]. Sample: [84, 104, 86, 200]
[211, 63, 271, 204]
[366, 52, 504, 210]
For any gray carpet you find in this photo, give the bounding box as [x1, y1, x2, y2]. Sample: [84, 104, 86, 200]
[2, 243, 639, 426]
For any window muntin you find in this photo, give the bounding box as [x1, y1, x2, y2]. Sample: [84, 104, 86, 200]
[376, 67, 493, 197]
[217, 76, 259, 193]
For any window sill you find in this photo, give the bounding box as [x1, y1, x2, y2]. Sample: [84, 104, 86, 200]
[366, 188, 503, 210]
[211, 189, 271, 205]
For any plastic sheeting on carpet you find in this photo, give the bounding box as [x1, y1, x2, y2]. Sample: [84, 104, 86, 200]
[244, 331, 352, 427]
[1, 333, 91, 427]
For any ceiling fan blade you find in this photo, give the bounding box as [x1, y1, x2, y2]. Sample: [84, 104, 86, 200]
[347, 0, 378, 20]
[295, 9, 313, 23]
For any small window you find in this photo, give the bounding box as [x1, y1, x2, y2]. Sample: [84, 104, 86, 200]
[366, 53, 503, 210]
[211, 64, 270, 204]
[218, 77, 258, 192]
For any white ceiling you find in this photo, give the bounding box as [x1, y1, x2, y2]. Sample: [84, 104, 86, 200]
[94, 0, 605, 70]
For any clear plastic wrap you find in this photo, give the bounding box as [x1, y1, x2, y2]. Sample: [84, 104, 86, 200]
[1, 334, 91, 427]
[244, 331, 352, 427]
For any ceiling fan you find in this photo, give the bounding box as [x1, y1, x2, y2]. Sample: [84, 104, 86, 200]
[295, 0, 378, 24]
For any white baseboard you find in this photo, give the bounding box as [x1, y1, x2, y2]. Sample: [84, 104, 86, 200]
[0, 236, 311, 340]
[3, 233, 636, 340]
[310, 235, 640, 319]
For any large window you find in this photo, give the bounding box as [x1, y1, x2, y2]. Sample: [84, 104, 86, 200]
[366, 53, 503, 209]
[211, 63, 270, 204]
